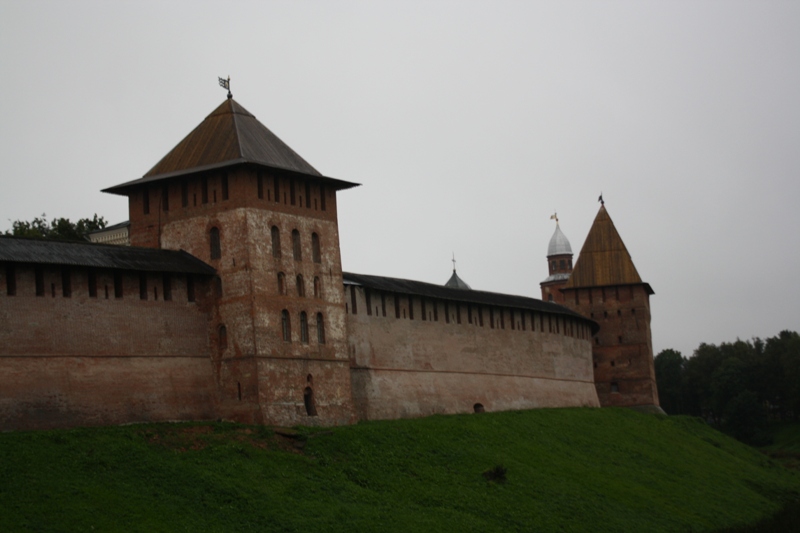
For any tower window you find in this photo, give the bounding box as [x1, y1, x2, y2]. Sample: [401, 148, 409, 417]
[316, 313, 326, 344]
[271, 226, 281, 258]
[281, 310, 291, 341]
[292, 229, 301, 261]
[311, 233, 321, 263]
[257, 172, 264, 199]
[296, 274, 305, 297]
[300, 311, 309, 344]
[277, 272, 286, 295]
[290, 181, 296, 205]
[611, 382, 619, 393]
[313, 276, 321, 298]
[202, 177, 209, 204]
[210, 227, 221, 259]
[218, 324, 228, 351]
[350, 285, 358, 314]
[273, 176, 280, 203]
[305, 182, 311, 208]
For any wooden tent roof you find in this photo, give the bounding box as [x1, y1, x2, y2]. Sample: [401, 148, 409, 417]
[104, 98, 358, 195]
[564, 206, 653, 294]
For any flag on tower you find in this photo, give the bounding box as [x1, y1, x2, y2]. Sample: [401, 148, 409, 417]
[218, 77, 229, 90]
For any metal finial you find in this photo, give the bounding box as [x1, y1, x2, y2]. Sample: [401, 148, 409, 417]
[452, 252, 457, 272]
[550, 211, 559, 224]
[218, 76, 232, 99]
[598, 192, 604, 206]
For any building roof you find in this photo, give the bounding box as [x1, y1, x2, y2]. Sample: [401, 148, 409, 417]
[0, 236, 215, 275]
[343, 271, 598, 332]
[444, 269, 471, 290]
[103, 98, 359, 195]
[564, 206, 653, 294]
[547, 223, 572, 257]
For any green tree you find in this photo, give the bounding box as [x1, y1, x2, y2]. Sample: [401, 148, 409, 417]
[722, 390, 770, 445]
[654, 349, 685, 415]
[4, 214, 107, 242]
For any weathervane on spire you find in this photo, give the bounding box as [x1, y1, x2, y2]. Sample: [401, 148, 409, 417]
[218, 76, 232, 99]
[550, 211, 559, 225]
[598, 192, 604, 206]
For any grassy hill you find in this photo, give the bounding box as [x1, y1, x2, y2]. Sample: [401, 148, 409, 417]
[1, 408, 798, 532]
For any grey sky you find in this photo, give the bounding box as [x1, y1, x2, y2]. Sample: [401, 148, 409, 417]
[1, 1, 798, 357]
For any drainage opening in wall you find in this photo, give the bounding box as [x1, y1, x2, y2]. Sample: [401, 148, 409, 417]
[304, 387, 318, 416]
[473, 403, 485, 413]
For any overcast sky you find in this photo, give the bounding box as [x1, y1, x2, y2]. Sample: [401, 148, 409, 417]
[2, 1, 798, 357]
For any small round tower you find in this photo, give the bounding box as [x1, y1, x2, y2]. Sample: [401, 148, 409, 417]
[540, 218, 573, 304]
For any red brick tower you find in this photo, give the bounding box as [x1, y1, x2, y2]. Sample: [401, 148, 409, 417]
[540, 218, 573, 305]
[558, 205, 660, 410]
[103, 97, 359, 426]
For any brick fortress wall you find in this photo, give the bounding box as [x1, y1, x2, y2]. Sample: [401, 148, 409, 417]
[0, 264, 217, 431]
[345, 285, 600, 421]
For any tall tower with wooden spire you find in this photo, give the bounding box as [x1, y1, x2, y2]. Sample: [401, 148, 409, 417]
[103, 96, 360, 426]
[558, 205, 660, 411]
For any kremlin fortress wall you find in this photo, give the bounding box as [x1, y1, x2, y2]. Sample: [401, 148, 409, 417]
[0, 96, 659, 431]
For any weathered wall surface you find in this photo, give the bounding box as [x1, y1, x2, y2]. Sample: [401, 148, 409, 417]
[560, 284, 659, 408]
[0, 265, 217, 430]
[158, 167, 355, 426]
[346, 286, 599, 421]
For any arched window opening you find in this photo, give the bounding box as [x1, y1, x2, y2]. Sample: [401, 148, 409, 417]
[316, 313, 325, 344]
[610, 382, 619, 393]
[313, 276, 321, 298]
[300, 311, 309, 343]
[304, 387, 318, 416]
[277, 272, 286, 295]
[312, 233, 321, 263]
[281, 310, 291, 341]
[218, 324, 228, 351]
[292, 229, 302, 261]
[271, 226, 281, 258]
[237, 381, 242, 401]
[210, 227, 221, 259]
[296, 274, 305, 297]
[473, 403, 485, 413]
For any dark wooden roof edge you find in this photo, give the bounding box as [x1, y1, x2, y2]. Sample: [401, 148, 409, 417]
[0, 236, 216, 275]
[102, 161, 360, 196]
[560, 281, 654, 296]
[343, 271, 599, 331]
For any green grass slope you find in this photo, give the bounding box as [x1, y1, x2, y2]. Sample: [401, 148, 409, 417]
[1, 408, 798, 532]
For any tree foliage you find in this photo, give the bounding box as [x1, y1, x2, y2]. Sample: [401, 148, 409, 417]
[655, 331, 800, 445]
[4, 214, 107, 242]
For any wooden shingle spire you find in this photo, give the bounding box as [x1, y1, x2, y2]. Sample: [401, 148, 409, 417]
[564, 206, 652, 293]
